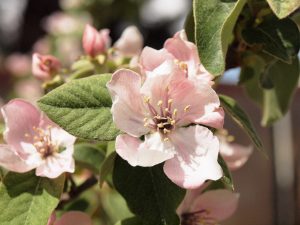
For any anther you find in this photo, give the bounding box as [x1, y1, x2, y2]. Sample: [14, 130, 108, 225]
[157, 123, 164, 128]
[157, 100, 163, 106]
[163, 137, 169, 142]
[144, 96, 150, 103]
[163, 128, 170, 134]
[173, 109, 178, 116]
[184, 105, 191, 112]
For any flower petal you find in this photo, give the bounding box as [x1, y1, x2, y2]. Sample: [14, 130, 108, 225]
[164, 126, 222, 189]
[36, 146, 75, 178]
[54, 211, 92, 225]
[0, 144, 35, 173]
[49, 127, 76, 148]
[107, 69, 149, 137]
[116, 133, 175, 167]
[220, 140, 253, 171]
[1, 99, 41, 156]
[190, 189, 240, 222]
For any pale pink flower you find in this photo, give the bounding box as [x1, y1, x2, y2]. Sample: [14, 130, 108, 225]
[177, 187, 239, 225]
[32, 53, 61, 81]
[82, 24, 111, 57]
[5, 53, 31, 77]
[0, 99, 75, 178]
[114, 26, 144, 57]
[140, 30, 214, 85]
[219, 135, 253, 171]
[47, 211, 92, 225]
[107, 62, 224, 189]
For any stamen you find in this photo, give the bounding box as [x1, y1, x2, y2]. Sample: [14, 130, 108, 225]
[157, 100, 163, 107]
[163, 137, 169, 142]
[157, 123, 164, 128]
[144, 96, 150, 103]
[184, 105, 191, 112]
[173, 109, 178, 116]
[163, 128, 170, 134]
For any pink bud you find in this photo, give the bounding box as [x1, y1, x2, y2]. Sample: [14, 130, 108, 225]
[32, 53, 61, 81]
[82, 24, 111, 57]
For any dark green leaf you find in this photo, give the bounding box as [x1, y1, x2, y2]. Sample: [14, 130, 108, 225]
[74, 143, 106, 173]
[99, 151, 116, 188]
[184, 10, 195, 43]
[194, 0, 247, 75]
[113, 156, 185, 225]
[219, 95, 265, 155]
[38, 74, 120, 141]
[266, 0, 300, 18]
[0, 171, 65, 225]
[218, 155, 234, 190]
[242, 17, 300, 63]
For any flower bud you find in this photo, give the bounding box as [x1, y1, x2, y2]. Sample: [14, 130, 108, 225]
[114, 26, 143, 57]
[32, 53, 61, 81]
[82, 24, 111, 57]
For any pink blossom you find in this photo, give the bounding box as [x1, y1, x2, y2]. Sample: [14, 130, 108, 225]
[107, 61, 224, 189]
[114, 26, 144, 57]
[32, 53, 61, 81]
[82, 24, 111, 57]
[139, 30, 214, 85]
[5, 53, 31, 77]
[177, 187, 239, 225]
[219, 134, 253, 171]
[47, 211, 92, 225]
[0, 99, 75, 178]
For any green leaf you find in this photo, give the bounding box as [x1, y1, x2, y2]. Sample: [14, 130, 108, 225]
[113, 156, 185, 225]
[74, 143, 106, 173]
[0, 171, 65, 225]
[242, 17, 300, 63]
[218, 155, 234, 190]
[99, 151, 116, 188]
[193, 0, 247, 75]
[219, 94, 265, 155]
[184, 10, 195, 43]
[115, 217, 143, 225]
[38, 74, 120, 141]
[266, 0, 300, 19]
[261, 58, 300, 125]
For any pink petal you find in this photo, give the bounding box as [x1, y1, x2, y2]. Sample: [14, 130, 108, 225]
[116, 133, 175, 167]
[139, 47, 173, 72]
[107, 69, 149, 137]
[114, 26, 143, 57]
[47, 213, 57, 225]
[220, 140, 253, 171]
[1, 99, 41, 157]
[0, 144, 35, 173]
[32, 53, 61, 81]
[36, 146, 75, 178]
[54, 211, 92, 225]
[164, 126, 222, 189]
[190, 189, 240, 222]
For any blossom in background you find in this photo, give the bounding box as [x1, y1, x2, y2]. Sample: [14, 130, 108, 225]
[4, 53, 31, 77]
[177, 186, 239, 225]
[218, 131, 253, 171]
[47, 211, 92, 225]
[140, 30, 213, 85]
[82, 24, 111, 57]
[0, 99, 76, 178]
[113, 26, 144, 57]
[32, 53, 61, 81]
[107, 60, 224, 189]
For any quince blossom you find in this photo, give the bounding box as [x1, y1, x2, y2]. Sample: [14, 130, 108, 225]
[32, 53, 61, 81]
[82, 24, 111, 57]
[140, 30, 213, 85]
[0, 99, 75, 178]
[47, 211, 92, 225]
[178, 186, 239, 225]
[107, 61, 224, 189]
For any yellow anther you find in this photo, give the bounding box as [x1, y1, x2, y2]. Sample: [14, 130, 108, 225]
[179, 62, 188, 71]
[227, 135, 235, 142]
[164, 137, 169, 142]
[170, 120, 176, 125]
[163, 128, 170, 134]
[165, 108, 169, 112]
[144, 123, 149, 127]
[143, 118, 148, 122]
[144, 96, 150, 103]
[157, 100, 163, 106]
[174, 59, 179, 65]
[168, 99, 173, 104]
[157, 123, 164, 128]
[184, 105, 191, 112]
[173, 109, 178, 116]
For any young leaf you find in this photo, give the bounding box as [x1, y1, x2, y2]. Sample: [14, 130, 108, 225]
[242, 17, 300, 63]
[193, 0, 247, 75]
[218, 155, 234, 190]
[219, 95, 265, 155]
[0, 171, 65, 225]
[266, 0, 300, 19]
[113, 156, 185, 225]
[74, 143, 106, 173]
[38, 74, 120, 141]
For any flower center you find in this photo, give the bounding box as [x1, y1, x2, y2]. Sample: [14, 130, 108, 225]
[25, 126, 62, 159]
[181, 210, 217, 225]
[143, 96, 190, 140]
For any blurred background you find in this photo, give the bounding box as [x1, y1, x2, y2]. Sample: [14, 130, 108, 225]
[0, 0, 299, 225]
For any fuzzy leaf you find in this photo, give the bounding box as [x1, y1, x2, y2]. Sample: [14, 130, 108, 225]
[0, 171, 65, 225]
[113, 156, 185, 225]
[219, 95, 265, 155]
[194, 0, 246, 75]
[38, 74, 120, 141]
[266, 0, 300, 18]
